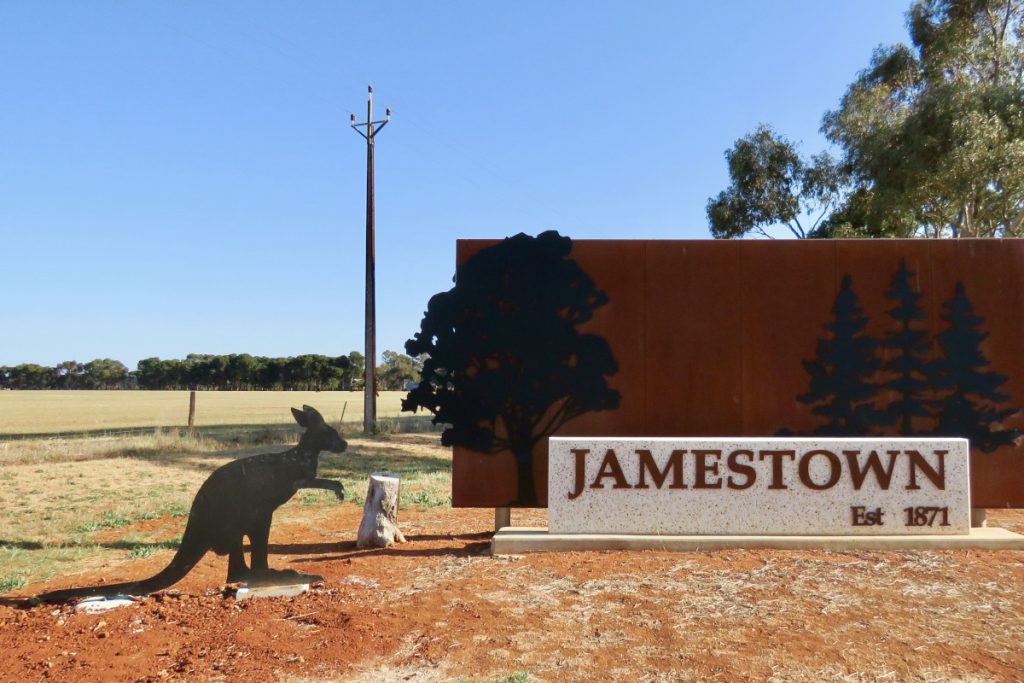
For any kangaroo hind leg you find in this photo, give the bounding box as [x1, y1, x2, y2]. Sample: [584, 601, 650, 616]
[246, 513, 324, 586]
[248, 513, 273, 572]
[226, 537, 248, 583]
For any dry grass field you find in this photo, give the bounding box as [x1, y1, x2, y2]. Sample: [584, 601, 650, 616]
[0, 390, 413, 436]
[0, 390, 440, 592]
[1, 391, 1023, 680]
[0, 430, 450, 592]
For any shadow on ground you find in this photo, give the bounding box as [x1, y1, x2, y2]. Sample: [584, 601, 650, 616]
[282, 534, 493, 563]
[0, 538, 181, 552]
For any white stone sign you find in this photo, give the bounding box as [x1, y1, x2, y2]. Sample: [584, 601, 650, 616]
[548, 437, 971, 535]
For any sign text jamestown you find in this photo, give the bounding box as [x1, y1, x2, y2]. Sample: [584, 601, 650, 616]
[548, 438, 970, 536]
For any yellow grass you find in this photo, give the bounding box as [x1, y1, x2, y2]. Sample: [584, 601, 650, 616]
[0, 390, 413, 435]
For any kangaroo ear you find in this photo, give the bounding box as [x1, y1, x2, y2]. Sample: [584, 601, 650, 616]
[291, 407, 309, 427]
[302, 405, 325, 423]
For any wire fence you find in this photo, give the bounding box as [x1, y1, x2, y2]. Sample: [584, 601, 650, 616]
[0, 391, 442, 442]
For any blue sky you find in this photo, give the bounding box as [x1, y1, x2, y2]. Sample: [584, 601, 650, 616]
[0, 1, 909, 368]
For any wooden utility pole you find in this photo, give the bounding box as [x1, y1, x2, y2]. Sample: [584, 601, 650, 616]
[351, 85, 390, 433]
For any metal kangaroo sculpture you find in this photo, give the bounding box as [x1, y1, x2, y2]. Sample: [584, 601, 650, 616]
[39, 405, 346, 603]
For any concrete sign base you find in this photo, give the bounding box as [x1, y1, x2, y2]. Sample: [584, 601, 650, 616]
[491, 526, 1024, 554]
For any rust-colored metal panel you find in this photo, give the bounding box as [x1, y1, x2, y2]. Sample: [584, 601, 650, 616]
[834, 240, 935, 430]
[739, 240, 837, 436]
[451, 240, 509, 508]
[559, 241, 648, 435]
[645, 241, 744, 436]
[450, 240, 646, 507]
[445, 238, 1024, 508]
[451, 446, 517, 508]
[945, 240, 1024, 506]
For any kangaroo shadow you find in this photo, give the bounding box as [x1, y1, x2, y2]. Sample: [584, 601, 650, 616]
[267, 532, 493, 562]
[0, 597, 35, 609]
[0, 533, 494, 607]
[0, 538, 180, 552]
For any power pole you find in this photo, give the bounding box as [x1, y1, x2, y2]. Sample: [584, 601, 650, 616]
[351, 85, 390, 433]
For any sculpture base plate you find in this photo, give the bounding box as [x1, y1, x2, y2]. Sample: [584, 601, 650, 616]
[491, 526, 1024, 554]
[75, 596, 136, 613]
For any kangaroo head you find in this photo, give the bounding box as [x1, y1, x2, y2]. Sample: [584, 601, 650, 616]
[291, 405, 348, 454]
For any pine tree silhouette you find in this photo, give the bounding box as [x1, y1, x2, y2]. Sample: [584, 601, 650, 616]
[931, 283, 1021, 452]
[879, 260, 933, 434]
[799, 275, 884, 435]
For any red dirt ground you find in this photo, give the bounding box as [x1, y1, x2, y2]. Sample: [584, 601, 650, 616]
[2, 508, 1023, 682]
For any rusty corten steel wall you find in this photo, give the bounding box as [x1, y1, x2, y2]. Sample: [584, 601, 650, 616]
[450, 239, 1024, 508]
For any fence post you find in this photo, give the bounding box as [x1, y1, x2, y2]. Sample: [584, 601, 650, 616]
[187, 390, 196, 436]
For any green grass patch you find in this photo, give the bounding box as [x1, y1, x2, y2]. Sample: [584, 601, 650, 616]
[72, 510, 136, 533]
[160, 502, 191, 518]
[124, 538, 181, 560]
[0, 574, 27, 592]
[456, 673, 530, 683]
[402, 488, 451, 508]
[126, 545, 159, 560]
[0, 543, 103, 588]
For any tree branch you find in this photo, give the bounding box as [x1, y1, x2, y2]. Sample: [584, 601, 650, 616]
[532, 398, 570, 444]
[1008, 204, 1024, 236]
[532, 402, 587, 448]
[811, 203, 831, 231]
[786, 217, 806, 239]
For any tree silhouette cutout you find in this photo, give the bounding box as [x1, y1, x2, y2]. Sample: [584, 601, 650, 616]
[403, 231, 620, 506]
[879, 260, 933, 434]
[931, 283, 1021, 452]
[799, 275, 883, 435]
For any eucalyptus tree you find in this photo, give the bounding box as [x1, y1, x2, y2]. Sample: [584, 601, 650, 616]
[708, 0, 1024, 239]
[822, 0, 1024, 238]
[706, 125, 844, 239]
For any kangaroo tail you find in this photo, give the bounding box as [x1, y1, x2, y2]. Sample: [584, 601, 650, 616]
[37, 537, 209, 604]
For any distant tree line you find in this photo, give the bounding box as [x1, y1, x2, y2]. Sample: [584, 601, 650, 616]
[136, 354, 357, 391]
[0, 359, 133, 390]
[0, 351, 424, 392]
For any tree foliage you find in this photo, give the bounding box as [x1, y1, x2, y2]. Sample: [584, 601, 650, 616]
[377, 351, 424, 391]
[710, 0, 1024, 239]
[403, 230, 620, 506]
[706, 125, 843, 239]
